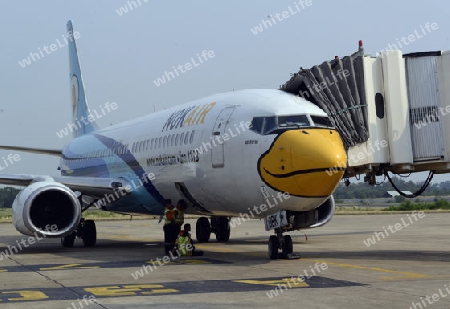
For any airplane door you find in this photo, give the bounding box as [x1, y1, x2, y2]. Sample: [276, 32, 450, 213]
[211, 107, 235, 168]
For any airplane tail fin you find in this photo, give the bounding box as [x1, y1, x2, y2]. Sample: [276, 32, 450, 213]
[67, 20, 99, 138]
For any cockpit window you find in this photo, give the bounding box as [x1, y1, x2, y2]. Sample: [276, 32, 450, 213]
[278, 115, 310, 128]
[251, 114, 332, 135]
[250, 116, 277, 135]
[251, 117, 264, 133]
[310, 115, 333, 128]
[262, 116, 277, 134]
[251, 115, 311, 135]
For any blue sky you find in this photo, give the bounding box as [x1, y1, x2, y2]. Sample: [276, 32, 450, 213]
[0, 0, 449, 183]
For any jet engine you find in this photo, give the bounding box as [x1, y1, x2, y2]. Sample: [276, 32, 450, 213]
[290, 195, 336, 230]
[12, 182, 81, 237]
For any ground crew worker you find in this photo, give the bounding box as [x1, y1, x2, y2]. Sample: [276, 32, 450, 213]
[172, 199, 187, 241]
[173, 223, 204, 256]
[163, 199, 175, 254]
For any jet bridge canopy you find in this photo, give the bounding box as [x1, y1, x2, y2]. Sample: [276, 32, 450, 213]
[280, 45, 369, 149]
[279, 42, 450, 189]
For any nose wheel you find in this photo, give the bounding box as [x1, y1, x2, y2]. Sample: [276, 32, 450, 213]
[268, 228, 294, 259]
[268, 235, 279, 259]
[282, 235, 293, 256]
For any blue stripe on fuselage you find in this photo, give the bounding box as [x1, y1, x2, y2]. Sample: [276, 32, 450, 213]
[60, 134, 165, 214]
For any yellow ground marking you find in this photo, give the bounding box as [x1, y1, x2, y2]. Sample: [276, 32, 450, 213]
[244, 252, 268, 257]
[0, 268, 7, 272]
[2, 290, 49, 301]
[141, 289, 179, 295]
[235, 277, 308, 288]
[195, 244, 269, 257]
[85, 284, 178, 297]
[40, 263, 100, 271]
[195, 244, 238, 253]
[100, 235, 159, 242]
[302, 259, 431, 280]
[166, 259, 210, 265]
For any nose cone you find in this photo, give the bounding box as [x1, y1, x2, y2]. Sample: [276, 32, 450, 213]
[258, 129, 346, 197]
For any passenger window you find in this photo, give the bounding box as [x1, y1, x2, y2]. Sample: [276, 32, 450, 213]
[175, 134, 180, 146]
[190, 130, 195, 143]
[184, 132, 189, 144]
[180, 133, 185, 145]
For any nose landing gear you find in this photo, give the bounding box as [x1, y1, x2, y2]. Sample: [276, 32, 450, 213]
[268, 228, 295, 260]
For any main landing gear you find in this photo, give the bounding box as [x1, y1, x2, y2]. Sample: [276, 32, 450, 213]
[61, 197, 98, 248]
[268, 228, 294, 260]
[61, 218, 97, 248]
[196, 216, 230, 243]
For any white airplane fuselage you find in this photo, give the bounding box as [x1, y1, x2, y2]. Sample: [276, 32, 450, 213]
[60, 89, 346, 218]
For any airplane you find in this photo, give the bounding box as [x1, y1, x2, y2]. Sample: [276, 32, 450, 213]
[0, 21, 346, 259]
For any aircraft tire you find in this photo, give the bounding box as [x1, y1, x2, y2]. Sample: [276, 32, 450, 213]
[82, 220, 97, 247]
[282, 235, 293, 257]
[268, 235, 279, 260]
[196, 217, 211, 243]
[61, 232, 76, 248]
[215, 217, 230, 242]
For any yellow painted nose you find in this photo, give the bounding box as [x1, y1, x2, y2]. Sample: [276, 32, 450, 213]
[258, 129, 347, 197]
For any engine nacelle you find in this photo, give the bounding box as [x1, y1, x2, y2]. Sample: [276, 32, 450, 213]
[290, 196, 335, 230]
[309, 195, 335, 228]
[12, 182, 81, 237]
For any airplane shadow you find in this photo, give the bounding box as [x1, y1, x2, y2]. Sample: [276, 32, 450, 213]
[0, 233, 449, 266]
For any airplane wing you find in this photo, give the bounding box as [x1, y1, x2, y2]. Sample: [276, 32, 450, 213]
[0, 145, 61, 156]
[0, 145, 132, 198]
[0, 174, 130, 198]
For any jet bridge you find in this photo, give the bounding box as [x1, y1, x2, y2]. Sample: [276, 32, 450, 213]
[280, 42, 450, 196]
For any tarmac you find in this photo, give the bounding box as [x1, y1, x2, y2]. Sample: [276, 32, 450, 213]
[0, 213, 449, 309]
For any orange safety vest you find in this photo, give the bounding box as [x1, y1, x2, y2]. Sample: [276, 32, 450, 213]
[163, 206, 174, 225]
[173, 207, 184, 225]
